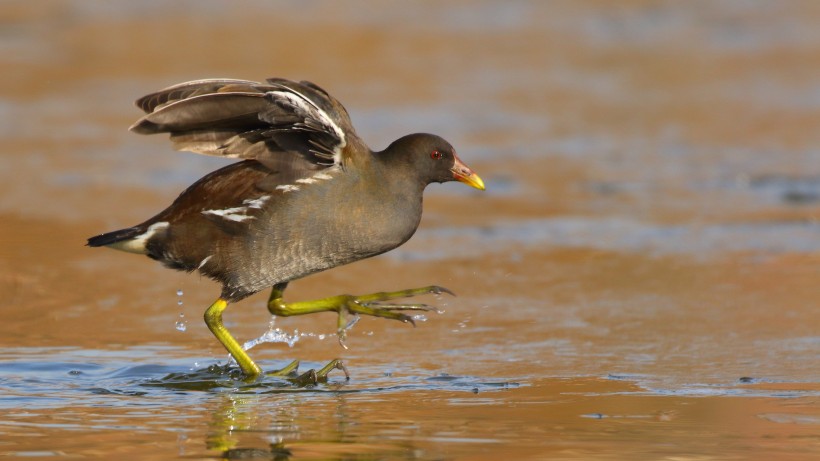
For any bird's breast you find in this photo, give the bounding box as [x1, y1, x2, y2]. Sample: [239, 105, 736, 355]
[232, 174, 423, 288]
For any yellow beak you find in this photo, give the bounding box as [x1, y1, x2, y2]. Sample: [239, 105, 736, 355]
[451, 156, 486, 191]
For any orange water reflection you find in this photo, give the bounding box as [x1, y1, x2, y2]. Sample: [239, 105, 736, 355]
[1, 1, 818, 459]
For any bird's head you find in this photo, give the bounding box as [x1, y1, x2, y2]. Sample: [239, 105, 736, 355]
[384, 133, 485, 191]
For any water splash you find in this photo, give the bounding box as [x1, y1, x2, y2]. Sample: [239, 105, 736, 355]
[433, 293, 448, 313]
[299, 332, 328, 341]
[451, 318, 470, 333]
[243, 318, 300, 350]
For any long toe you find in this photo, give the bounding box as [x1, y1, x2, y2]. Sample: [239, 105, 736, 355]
[287, 359, 348, 386]
[265, 360, 300, 377]
[317, 359, 349, 381]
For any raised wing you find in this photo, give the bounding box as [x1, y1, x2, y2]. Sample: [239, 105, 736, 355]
[129, 78, 358, 177]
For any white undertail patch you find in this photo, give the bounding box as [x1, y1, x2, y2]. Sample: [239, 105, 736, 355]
[109, 221, 169, 254]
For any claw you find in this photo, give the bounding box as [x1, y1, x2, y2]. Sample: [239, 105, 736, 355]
[431, 286, 456, 297]
[337, 326, 349, 349]
[401, 314, 416, 327]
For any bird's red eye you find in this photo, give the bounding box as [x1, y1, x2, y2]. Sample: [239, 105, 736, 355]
[431, 150, 443, 160]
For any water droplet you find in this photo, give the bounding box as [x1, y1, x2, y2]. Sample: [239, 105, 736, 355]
[175, 313, 187, 331]
[412, 314, 428, 322]
[318, 334, 326, 340]
[176, 289, 184, 297]
[177, 299, 183, 306]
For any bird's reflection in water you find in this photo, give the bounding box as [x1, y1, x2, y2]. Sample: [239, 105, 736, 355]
[206, 393, 300, 459]
[205, 391, 417, 460]
[205, 393, 384, 460]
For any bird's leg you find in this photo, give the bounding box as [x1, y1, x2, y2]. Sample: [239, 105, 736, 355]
[266, 282, 453, 346]
[203, 300, 324, 380]
[204, 298, 263, 378]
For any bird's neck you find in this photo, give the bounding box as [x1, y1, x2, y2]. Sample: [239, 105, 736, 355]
[371, 148, 427, 197]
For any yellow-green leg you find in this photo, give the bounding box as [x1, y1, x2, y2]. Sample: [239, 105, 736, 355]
[204, 298, 343, 382]
[266, 282, 454, 346]
[204, 298, 263, 378]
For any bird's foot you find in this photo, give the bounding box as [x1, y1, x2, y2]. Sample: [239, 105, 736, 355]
[265, 359, 349, 386]
[267, 283, 454, 348]
[336, 285, 454, 347]
[287, 359, 349, 386]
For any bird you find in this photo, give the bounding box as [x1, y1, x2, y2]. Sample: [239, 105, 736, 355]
[87, 77, 485, 381]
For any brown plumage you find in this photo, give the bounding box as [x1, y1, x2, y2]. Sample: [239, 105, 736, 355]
[88, 77, 484, 379]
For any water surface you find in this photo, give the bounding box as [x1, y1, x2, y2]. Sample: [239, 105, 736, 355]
[1, 1, 818, 459]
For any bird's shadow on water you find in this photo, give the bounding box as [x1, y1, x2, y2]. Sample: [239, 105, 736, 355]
[141, 362, 343, 392]
[0, 347, 523, 460]
[0, 347, 521, 406]
[142, 361, 521, 395]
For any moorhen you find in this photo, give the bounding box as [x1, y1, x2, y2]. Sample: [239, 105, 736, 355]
[88, 77, 485, 380]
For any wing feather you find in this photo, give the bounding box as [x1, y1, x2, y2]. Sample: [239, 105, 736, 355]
[131, 78, 356, 170]
[129, 78, 359, 179]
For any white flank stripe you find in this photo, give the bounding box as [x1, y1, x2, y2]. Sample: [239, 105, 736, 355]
[202, 206, 252, 222]
[202, 195, 270, 222]
[198, 255, 213, 270]
[313, 172, 333, 180]
[242, 195, 270, 209]
[276, 184, 300, 193]
[295, 178, 317, 184]
[110, 221, 169, 254]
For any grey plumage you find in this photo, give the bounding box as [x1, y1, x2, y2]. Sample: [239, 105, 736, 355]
[88, 78, 476, 302]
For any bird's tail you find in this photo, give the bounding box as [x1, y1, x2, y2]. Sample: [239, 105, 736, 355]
[87, 227, 141, 247]
[87, 226, 149, 254]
